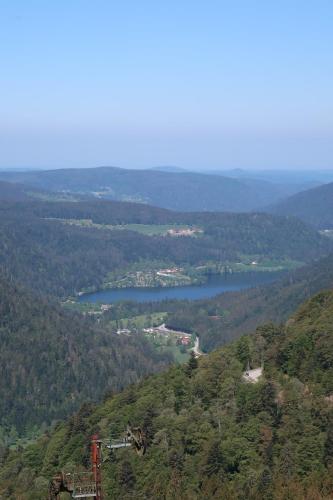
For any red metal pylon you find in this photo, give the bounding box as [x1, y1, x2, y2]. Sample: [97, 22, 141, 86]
[91, 434, 103, 500]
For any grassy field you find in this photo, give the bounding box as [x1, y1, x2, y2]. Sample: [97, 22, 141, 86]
[113, 223, 194, 236]
[232, 257, 303, 272]
[62, 300, 103, 313]
[57, 218, 199, 237]
[109, 312, 168, 330]
[158, 345, 190, 363]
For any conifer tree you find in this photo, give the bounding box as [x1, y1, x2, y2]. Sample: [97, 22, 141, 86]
[185, 351, 198, 377]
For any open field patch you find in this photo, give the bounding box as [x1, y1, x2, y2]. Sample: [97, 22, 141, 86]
[47, 218, 202, 237]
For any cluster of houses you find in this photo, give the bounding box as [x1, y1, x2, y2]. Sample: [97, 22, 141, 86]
[156, 267, 183, 277]
[176, 335, 191, 346]
[167, 227, 202, 237]
[116, 328, 131, 336]
[115, 322, 193, 348]
[143, 323, 192, 346]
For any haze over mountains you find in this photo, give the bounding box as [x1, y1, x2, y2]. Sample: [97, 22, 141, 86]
[270, 181, 333, 229]
[0, 166, 320, 212]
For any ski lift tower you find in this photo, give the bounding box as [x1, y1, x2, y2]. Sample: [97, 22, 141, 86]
[89, 433, 132, 500]
[49, 427, 146, 500]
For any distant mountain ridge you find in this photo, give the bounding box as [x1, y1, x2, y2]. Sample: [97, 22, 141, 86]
[0, 166, 302, 212]
[269, 181, 333, 229]
[150, 165, 188, 173]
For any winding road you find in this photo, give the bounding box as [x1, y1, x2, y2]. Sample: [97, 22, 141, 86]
[192, 336, 204, 357]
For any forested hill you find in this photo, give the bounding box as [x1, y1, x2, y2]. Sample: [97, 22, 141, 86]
[269, 181, 333, 229]
[0, 273, 171, 438]
[0, 181, 46, 201]
[1, 291, 332, 499]
[166, 252, 333, 351]
[0, 200, 330, 297]
[0, 180, 87, 203]
[0, 166, 298, 212]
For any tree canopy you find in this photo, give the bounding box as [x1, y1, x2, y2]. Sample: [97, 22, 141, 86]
[1, 290, 332, 499]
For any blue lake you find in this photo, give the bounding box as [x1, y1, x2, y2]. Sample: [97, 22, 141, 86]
[79, 271, 283, 304]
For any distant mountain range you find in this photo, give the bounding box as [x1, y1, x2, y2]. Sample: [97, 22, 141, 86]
[150, 165, 188, 173]
[269, 181, 333, 228]
[0, 166, 309, 212]
[205, 168, 326, 196]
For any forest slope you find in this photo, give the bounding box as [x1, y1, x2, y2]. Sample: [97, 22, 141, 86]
[0, 274, 171, 437]
[166, 252, 333, 351]
[269, 181, 333, 229]
[0, 201, 330, 297]
[0, 181, 47, 201]
[1, 291, 332, 499]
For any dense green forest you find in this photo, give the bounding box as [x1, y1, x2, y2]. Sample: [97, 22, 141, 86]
[0, 166, 299, 212]
[0, 273, 171, 439]
[270, 181, 333, 229]
[1, 197, 331, 437]
[1, 290, 332, 499]
[0, 200, 330, 297]
[0, 196, 332, 498]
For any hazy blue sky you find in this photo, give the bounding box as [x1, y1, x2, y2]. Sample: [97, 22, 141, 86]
[0, 1, 332, 169]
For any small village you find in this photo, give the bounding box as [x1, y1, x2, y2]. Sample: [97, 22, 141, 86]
[116, 322, 202, 360]
[105, 265, 194, 288]
[116, 322, 193, 347]
[142, 323, 192, 347]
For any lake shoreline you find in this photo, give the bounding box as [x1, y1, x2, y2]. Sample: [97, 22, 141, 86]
[78, 270, 285, 304]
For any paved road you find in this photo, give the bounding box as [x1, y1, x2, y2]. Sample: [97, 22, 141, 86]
[192, 336, 204, 357]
